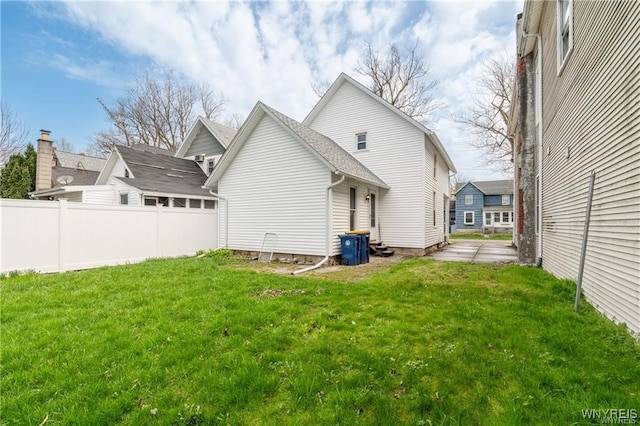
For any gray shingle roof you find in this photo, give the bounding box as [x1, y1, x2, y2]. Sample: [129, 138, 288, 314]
[131, 144, 175, 156]
[55, 151, 106, 172]
[262, 103, 388, 188]
[116, 146, 211, 197]
[456, 179, 514, 195]
[201, 119, 237, 147]
[52, 166, 100, 186]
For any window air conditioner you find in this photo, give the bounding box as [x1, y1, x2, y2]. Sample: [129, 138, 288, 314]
[194, 154, 205, 162]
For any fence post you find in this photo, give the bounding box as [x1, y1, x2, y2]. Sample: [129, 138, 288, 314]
[156, 205, 162, 258]
[58, 199, 68, 272]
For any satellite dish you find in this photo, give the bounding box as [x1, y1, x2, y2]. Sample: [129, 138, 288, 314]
[57, 175, 74, 185]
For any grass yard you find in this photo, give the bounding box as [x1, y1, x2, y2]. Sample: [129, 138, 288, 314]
[2, 254, 639, 425]
[450, 233, 513, 241]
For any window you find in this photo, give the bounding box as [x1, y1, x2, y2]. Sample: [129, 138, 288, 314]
[120, 192, 128, 205]
[173, 198, 186, 208]
[502, 212, 509, 223]
[465, 194, 473, 205]
[349, 187, 357, 230]
[433, 154, 437, 179]
[433, 191, 437, 226]
[158, 197, 169, 207]
[464, 211, 474, 225]
[189, 199, 201, 208]
[356, 133, 367, 150]
[502, 194, 510, 205]
[144, 196, 156, 206]
[485, 212, 492, 225]
[557, 0, 573, 72]
[207, 159, 215, 175]
[494, 212, 501, 223]
[204, 200, 216, 209]
[370, 192, 376, 228]
[124, 169, 130, 178]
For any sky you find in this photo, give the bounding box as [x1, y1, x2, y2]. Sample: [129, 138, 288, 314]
[1, 0, 522, 181]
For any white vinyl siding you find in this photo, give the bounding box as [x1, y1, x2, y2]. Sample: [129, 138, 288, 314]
[330, 179, 350, 255]
[307, 80, 428, 249]
[539, 0, 640, 333]
[219, 114, 329, 256]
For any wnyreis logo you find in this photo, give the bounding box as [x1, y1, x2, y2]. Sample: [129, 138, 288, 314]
[582, 409, 638, 424]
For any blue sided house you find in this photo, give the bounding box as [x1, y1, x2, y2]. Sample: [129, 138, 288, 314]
[454, 180, 514, 233]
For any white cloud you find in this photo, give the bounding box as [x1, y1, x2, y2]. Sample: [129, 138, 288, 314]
[50, 0, 522, 179]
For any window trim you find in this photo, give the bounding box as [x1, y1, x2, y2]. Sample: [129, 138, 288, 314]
[464, 194, 473, 205]
[207, 159, 216, 175]
[119, 192, 128, 205]
[502, 194, 510, 206]
[556, 0, 574, 75]
[349, 187, 357, 230]
[464, 211, 474, 225]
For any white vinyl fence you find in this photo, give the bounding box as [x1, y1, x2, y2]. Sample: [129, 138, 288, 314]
[0, 199, 218, 274]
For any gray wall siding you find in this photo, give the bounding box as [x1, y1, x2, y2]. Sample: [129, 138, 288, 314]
[539, 0, 640, 333]
[455, 185, 484, 230]
[307, 81, 428, 249]
[184, 127, 226, 158]
[219, 115, 329, 256]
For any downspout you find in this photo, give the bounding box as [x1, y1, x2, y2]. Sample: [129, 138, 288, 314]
[522, 31, 543, 266]
[293, 173, 346, 275]
[207, 188, 228, 248]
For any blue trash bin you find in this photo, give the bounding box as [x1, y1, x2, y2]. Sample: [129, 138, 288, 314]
[339, 234, 360, 266]
[347, 231, 370, 264]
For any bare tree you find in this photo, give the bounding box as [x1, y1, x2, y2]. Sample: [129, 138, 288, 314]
[355, 41, 440, 124]
[91, 70, 227, 155]
[54, 137, 74, 153]
[222, 112, 245, 130]
[455, 52, 515, 173]
[450, 172, 471, 195]
[0, 102, 30, 167]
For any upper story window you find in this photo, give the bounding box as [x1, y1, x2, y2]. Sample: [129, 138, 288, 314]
[120, 193, 128, 205]
[464, 194, 473, 205]
[502, 194, 510, 205]
[124, 169, 130, 178]
[207, 159, 216, 175]
[557, 0, 573, 73]
[356, 133, 367, 151]
[433, 154, 437, 179]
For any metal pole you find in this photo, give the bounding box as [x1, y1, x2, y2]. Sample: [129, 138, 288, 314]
[574, 171, 596, 312]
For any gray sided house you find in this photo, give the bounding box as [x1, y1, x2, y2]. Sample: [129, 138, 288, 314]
[511, 0, 640, 334]
[454, 180, 514, 233]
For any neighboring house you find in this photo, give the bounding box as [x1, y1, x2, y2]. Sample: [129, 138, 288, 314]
[511, 1, 640, 333]
[454, 180, 514, 233]
[205, 73, 456, 258]
[31, 130, 107, 202]
[176, 116, 236, 175]
[94, 145, 216, 208]
[31, 119, 236, 206]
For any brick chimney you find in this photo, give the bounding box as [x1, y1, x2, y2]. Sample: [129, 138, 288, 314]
[36, 130, 53, 190]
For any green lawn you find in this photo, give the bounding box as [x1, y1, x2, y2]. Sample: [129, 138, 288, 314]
[2, 254, 639, 425]
[450, 232, 513, 240]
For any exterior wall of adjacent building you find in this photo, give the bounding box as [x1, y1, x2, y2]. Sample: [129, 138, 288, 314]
[455, 185, 484, 232]
[525, 0, 640, 333]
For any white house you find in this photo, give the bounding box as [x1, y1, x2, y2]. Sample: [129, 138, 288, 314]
[512, 0, 640, 333]
[205, 73, 456, 259]
[304, 73, 456, 251]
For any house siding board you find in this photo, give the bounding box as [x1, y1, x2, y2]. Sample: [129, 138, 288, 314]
[455, 185, 484, 230]
[307, 81, 427, 249]
[82, 188, 116, 205]
[538, 0, 640, 333]
[184, 127, 226, 158]
[330, 179, 349, 255]
[108, 177, 141, 206]
[484, 194, 513, 207]
[219, 115, 329, 256]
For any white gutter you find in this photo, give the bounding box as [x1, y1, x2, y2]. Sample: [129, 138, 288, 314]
[207, 188, 229, 248]
[522, 31, 543, 264]
[293, 174, 346, 275]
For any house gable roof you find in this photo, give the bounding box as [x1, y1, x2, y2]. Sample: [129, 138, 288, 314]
[175, 116, 237, 158]
[303, 72, 457, 173]
[98, 146, 211, 197]
[206, 102, 389, 189]
[54, 151, 106, 172]
[455, 179, 514, 195]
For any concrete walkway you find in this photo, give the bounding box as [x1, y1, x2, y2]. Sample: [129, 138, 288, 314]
[425, 239, 518, 264]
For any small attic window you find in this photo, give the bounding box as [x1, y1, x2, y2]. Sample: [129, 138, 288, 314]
[356, 133, 367, 150]
[124, 169, 130, 178]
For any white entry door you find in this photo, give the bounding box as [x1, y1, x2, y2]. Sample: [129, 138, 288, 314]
[369, 190, 377, 240]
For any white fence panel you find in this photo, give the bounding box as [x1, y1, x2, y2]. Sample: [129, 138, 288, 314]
[0, 199, 218, 274]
